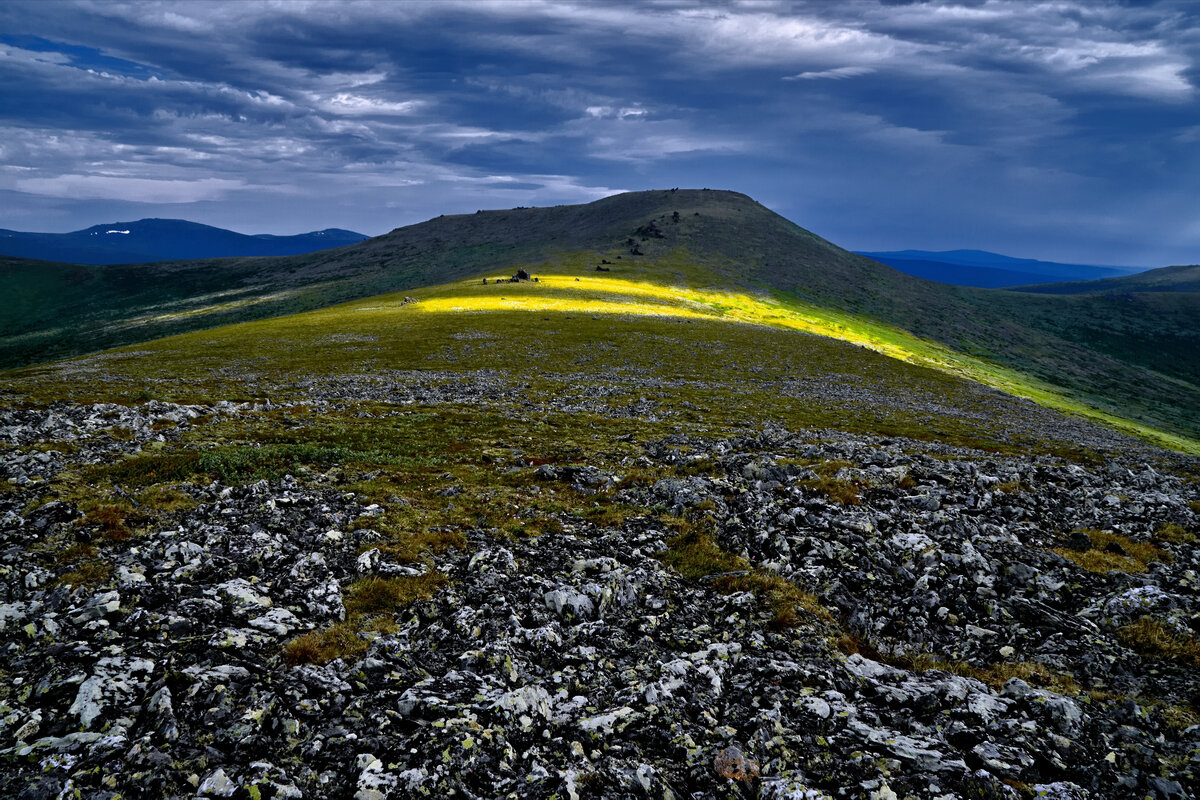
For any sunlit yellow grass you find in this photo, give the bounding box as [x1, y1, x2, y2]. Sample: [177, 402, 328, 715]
[12, 263, 1199, 455]
[386, 275, 918, 361]
[384, 274, 1198, 453]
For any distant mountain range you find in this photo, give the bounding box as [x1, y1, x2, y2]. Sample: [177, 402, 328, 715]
[0, 219, 1153, 290]
[0, 218, 369, 265]
[856, 248, 1148, 288]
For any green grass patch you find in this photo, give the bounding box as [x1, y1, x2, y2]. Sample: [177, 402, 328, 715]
[800, 476, 861, 506]
[136, 485, 198, 513]
[370, 530, 468, 564]
[848, 640, 1082, 695]
[285, 576, 447, 666]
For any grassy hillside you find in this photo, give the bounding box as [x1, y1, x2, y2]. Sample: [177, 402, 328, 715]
[6, 261, 1196, 455]
[3, 189, 1198, 443]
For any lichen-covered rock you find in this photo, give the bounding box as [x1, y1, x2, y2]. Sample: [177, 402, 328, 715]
[0, 399, 1197, 799]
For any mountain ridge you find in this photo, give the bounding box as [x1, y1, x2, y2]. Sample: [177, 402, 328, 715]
[0, 218, 369, 265]
[856, 249, 1147, 288]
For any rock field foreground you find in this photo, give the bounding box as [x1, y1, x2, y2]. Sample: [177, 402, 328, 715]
[1, 398, 1199, 800]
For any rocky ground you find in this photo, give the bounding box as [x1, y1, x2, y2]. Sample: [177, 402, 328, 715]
[1, 393, 1199, 800]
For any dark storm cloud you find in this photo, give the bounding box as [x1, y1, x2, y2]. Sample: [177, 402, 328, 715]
[0, 0, 1196, 265]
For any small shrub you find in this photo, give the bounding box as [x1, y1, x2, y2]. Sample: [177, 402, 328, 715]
[56, 560, 113, 588]
[85, 505, 134, 542]
[198, 443, 351, 483]
[1117, 617, 1200, 666]
[1162, 704, 1200, 731]
[1051, 529, 1169, 574]
[137, 485, 197, 513]
[1155, 522, 1196, 544]
[90, 451, 202, 486]
[284, 622, 367, 666]
[344, 573, 447, 616]
[57, 542, 96, 564]
[801, 476, 861, 506]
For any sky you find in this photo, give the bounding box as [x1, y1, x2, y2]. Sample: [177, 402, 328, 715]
[1, 0, 1198, 266]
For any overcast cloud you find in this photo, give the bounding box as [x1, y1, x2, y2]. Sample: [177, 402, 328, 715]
[1, 0, 1197, 265]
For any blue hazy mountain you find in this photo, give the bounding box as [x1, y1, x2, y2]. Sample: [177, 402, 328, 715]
[857, 249, 1147, 288]
[0, 218, 369, 265]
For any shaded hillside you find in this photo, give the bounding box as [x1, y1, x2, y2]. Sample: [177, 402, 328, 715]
[1014, 264, 1200, 295]
[3, 189, 1198, 441]
[0, 219, 367, 265]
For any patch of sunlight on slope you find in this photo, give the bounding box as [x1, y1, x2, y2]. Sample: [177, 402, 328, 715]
[104, 286, 325, 333]
[389, 275, 1199, 454]
[408, 276, 913, 359]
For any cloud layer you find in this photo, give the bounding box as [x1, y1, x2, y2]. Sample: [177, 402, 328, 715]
[0, 0, 1197, 265]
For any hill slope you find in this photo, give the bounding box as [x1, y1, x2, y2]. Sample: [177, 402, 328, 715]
[0, 218, 367, 265]
[3, 189, 1198, 443]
